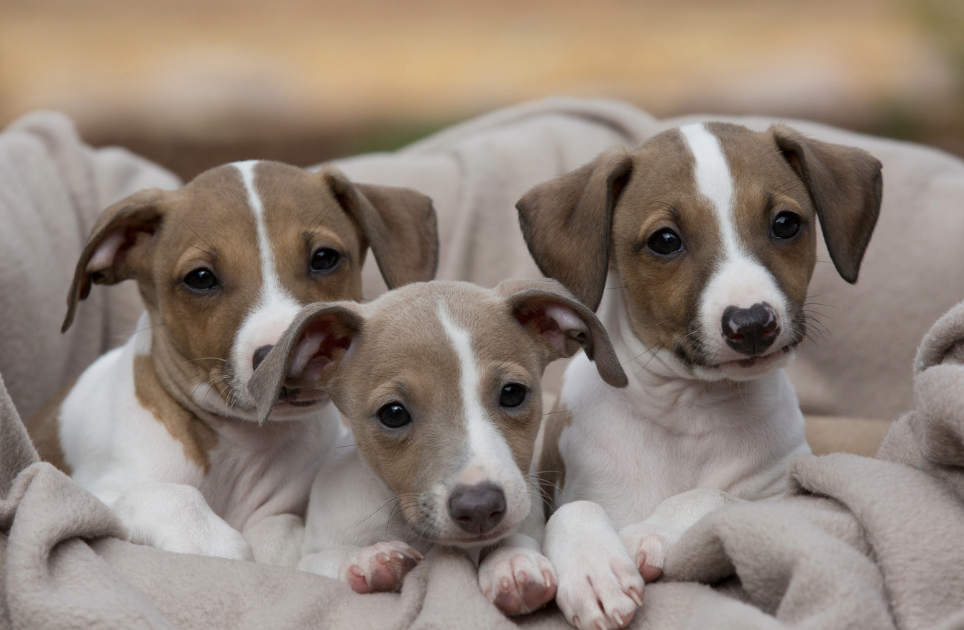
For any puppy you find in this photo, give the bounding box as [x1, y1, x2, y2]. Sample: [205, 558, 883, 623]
[27, 160, 438, 560]
[248, 278, 628, 615]
[516, 122, 882, 629]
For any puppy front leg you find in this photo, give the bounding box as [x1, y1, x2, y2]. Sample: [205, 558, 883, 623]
[479, 485, 556, 615]
[300, 543, 423, 593]
[545, 501, 644, 630]
[619, 488, 738, 580]
[300, 445, 423, 593]
[111, 482, 252, 560]
[479, 533, 556, 615]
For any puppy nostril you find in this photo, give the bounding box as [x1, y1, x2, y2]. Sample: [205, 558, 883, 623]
[252, 345, 273, 371]
[721, 303, 780, 357]
[448, 483, 506, 535]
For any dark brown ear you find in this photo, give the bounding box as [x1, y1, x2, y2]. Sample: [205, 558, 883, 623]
[498, 278, 628, 388]
[322, 168, 439, 289]
[248, 302, 364, 424]
[62, 189, 166, 333]
[516, 148, 633, 312]
[771, 125, 883, 284]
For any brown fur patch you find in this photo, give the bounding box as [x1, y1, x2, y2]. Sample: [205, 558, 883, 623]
[25, 379, 76, 474]
[134, 354, 217, 472]
[536, 398, 573, 519]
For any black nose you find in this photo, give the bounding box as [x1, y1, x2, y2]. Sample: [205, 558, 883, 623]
[252, 345, 273, 371]
[448, 483, 506, 534]
[721, 303, 779, 356]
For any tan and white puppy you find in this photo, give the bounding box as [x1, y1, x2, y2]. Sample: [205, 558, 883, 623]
[27, 160, 438, 560]
[517, 122, 882, 629]
[248, 278, 628, 615]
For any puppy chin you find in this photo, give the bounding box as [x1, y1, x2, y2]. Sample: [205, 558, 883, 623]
[695, 346, 796, 382]
[414, 500, 530, 550]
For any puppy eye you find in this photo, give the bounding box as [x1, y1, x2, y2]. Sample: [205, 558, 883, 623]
[499, 383, 528, 409]
[771, 212, 801, 240]
[310, 248, 341, 272]
[647, 228, 683, 256]
[377, 403, 412, 429]
[183, 268, 219, 292]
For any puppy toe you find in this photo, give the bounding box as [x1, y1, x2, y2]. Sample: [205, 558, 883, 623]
[520, 570, 556, 611]
[347, 565, 372, 594]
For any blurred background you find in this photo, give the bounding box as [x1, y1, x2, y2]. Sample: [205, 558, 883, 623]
[2, 0, 961, 181]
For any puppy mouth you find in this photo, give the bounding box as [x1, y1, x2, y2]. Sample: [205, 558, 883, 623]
[713, 343, 795, 371]
[431, 526, 513, 549]
[273, 387, 328, 409]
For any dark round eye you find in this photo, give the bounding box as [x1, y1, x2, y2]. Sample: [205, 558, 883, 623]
[310, 248, 341, 272]
[499, 383, 528, 409]
[183, 268, 219, 291]
[647, 228, 683, 256]
[377, 403, 411, 429]
[771, 212, 801, 239]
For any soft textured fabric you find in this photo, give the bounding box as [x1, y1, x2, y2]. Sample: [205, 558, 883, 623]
[5, 99, 964, 629]
[6, 285, 964, 628]
[0, 112, 180, 422]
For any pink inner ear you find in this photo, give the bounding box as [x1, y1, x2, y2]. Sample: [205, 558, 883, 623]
[289, 330, 326, 379]
[86, 230, 127, 273]
[288, 321, 354, 382]
[518, 303, 587, 353]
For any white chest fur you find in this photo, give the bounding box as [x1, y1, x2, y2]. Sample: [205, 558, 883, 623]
[59, 324, 344, 534]
[555, 277, 809, 530]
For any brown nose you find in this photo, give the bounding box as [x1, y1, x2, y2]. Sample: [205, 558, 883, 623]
[448, 483, 506, 534]
[252, 345, 273, 371]
[721, 303, 779, 356]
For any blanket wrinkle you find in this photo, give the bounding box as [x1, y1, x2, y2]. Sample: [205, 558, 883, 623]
[0, 375, 37, 500]
[663, 496, 893, 630]
[787, 455, 964, 630]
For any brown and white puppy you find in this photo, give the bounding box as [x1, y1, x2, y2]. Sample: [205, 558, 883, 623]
[517, 122, 882, 629]
[26, 160, 438, 560]
[248, 278, 627, 615]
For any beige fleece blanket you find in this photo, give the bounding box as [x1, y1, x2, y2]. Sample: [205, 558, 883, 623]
[4, 101, 964, 629]
[5, 278, 964, 629]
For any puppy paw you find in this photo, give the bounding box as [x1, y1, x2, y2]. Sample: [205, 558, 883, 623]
[479, 544, 556, 616]
[339, 541, 423, 593]
[546, 502, 644, 630]
[112, 482, 254, 561]
[620, 524, 670, 582]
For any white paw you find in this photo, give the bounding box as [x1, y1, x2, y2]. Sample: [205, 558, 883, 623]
[545, 502, 644, 630]
[479, 544, 556, 616]
[338, 541, 423, 593]
[112, 482, 253, 561]
[619, 522, 673, 581]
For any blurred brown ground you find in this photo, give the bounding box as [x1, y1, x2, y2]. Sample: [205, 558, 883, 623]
[1, 0, 961, 180]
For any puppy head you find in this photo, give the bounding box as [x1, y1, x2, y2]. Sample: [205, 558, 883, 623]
[63, 162, 438, 420]
[250, 279, 626, 547]
[517, 122, 882, 381]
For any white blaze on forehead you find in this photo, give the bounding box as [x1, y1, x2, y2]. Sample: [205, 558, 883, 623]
[437, 305, 519, 487]
[234, 160, 289, 303]
[229, 161, 301, 399]
[678, 124, 791, 368]
[679, 123, 742, 258]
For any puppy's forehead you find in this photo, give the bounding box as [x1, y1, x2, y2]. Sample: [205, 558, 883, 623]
[358, 283, 536, 375]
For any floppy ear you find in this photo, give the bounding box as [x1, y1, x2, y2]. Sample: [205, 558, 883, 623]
[62, 189, 166, 333]
[498, 278, 628, 388]
[248, 302, 364, 423]
[322, 167, 439, 289]
[771, 125, 883, 284]
[516, 148, 633, 312]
